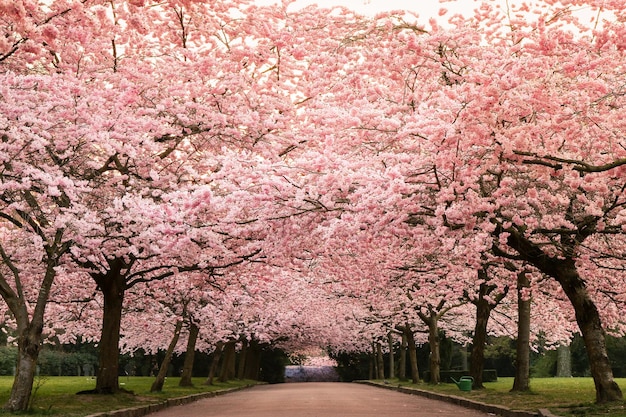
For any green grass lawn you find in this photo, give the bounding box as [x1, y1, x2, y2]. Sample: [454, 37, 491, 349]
[0, 376, 257, 416]
[375, 377, 626, 417]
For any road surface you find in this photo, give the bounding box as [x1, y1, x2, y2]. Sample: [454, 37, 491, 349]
[146, 382, 491, 417]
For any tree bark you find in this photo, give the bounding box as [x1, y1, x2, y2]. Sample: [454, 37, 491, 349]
[557, 262, 621, 403]
[470, 286, 491, 389]
[470, 268, 508, 389]
[504, 229, 623, 403]
[93, 263, 126, 394]
[205, 341, 224, 386]
[371, 342, 378, 380]
[179, 322, 199, 387]
[398, 331, 407, 382]
[404, 324, 420, 384]
[512, 270, 531, 392]
[426, 316, 440, 384]
[5, 329, 41, 411]
[376, 342, 385, 380]
[243, 340, 261, 380]
[151, 320, 183, 392]
[556, 344, 572, 378]
[237, 339, 248, 380]
[219, 341, 236, 383]
[1, 242, 63, 411]
[388, 332, 395, 380]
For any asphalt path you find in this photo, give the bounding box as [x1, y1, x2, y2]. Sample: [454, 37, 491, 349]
[146, 382, 491, 417]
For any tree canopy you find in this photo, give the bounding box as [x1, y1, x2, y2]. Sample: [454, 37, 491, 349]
[1, 0, 626, 409]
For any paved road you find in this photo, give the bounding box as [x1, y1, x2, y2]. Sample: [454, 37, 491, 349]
[146, 382, 490, 417]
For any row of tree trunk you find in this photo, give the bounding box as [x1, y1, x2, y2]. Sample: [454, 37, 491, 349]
[150, 325, 263, 393]
[370, 271, 531, 391]
[370, 270, 581, 395]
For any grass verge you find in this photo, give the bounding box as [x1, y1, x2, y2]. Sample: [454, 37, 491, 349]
[0, 376, 258, 416]
[373, 377, 626, 417]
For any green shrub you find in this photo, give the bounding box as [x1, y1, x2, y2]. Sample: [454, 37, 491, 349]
[0, 346, 17, 375]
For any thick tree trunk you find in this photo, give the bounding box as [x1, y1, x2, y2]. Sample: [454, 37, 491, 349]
[556, 262, 622, 403]
[179, 322, 199, 387]
[512, 271, 531, 392]
[387, 332, 395, 380]
[376, 342, 385, 380]
[398, 331, 407, 382]
[556, 344, 572, 377]
[151, 320, 183, 392]
[219, 341, 236, 383]
[404, 324, 420, 384]
[237, 339, 248, 380]
[205, 341, 224, 386]
[2, 250, 60, 411]
[5, 331, 41, 411]
[243, 340, 261, 380]
[470, 287, 491, 389]
[427, 317, 440, 384]
[94, 267, 126, 394]
[504, 231, 622, 403]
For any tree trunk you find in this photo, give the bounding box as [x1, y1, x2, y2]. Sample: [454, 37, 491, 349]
[556, 344, 572, 378]
[1, 247, 61, 411]
[371, 342, 378, 380]
[427, 316, 440, 384]
[151, 320, 183, 392]
[388, 332, 395, 380]
[376, 342, 385, 380]
[93, 266, 126, 394]
[398, 331, 407, 382]
[5, 330, 41, 411]
[219, 341, 236, 383]
[470, 292, 491, 389]
[556, 262, 622, 403]
[512, 270, 531, 392]
[237, 339, 248, 380]
[243, 340, 261, 380]
[205, 341, 224, 386]
[470, 285, 491, 389]
[504, 230, 622, 403]
[179, 322, 199, 387]
[404, 324, 420, 384]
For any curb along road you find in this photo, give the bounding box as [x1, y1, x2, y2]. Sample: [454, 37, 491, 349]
[357, 381, 560, 417]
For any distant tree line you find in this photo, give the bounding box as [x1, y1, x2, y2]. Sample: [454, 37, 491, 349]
[331, 334, 626, 382]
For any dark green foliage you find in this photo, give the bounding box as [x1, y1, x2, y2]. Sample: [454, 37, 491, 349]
[531, 349, 557, 377]
[0, 346, 17, 375]
[440, 333, 453, 371]
[607, 336, 626, 377]
[258, 347, 288, 384]
[570, 335, 590, 377]
[484, 337, 516, 377]
[329, 351, 370, 382]
[39, 349, 96, 376]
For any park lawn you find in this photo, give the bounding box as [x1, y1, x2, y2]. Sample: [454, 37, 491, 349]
[0, 376, 258, 416]
[381, 377, 626, 417]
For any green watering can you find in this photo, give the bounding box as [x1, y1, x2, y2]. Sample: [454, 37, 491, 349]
[451, 376, 474, 391]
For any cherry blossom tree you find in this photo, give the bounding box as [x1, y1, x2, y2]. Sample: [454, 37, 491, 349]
[396, 2, 626, 402]
[0, 70, 102, 410]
